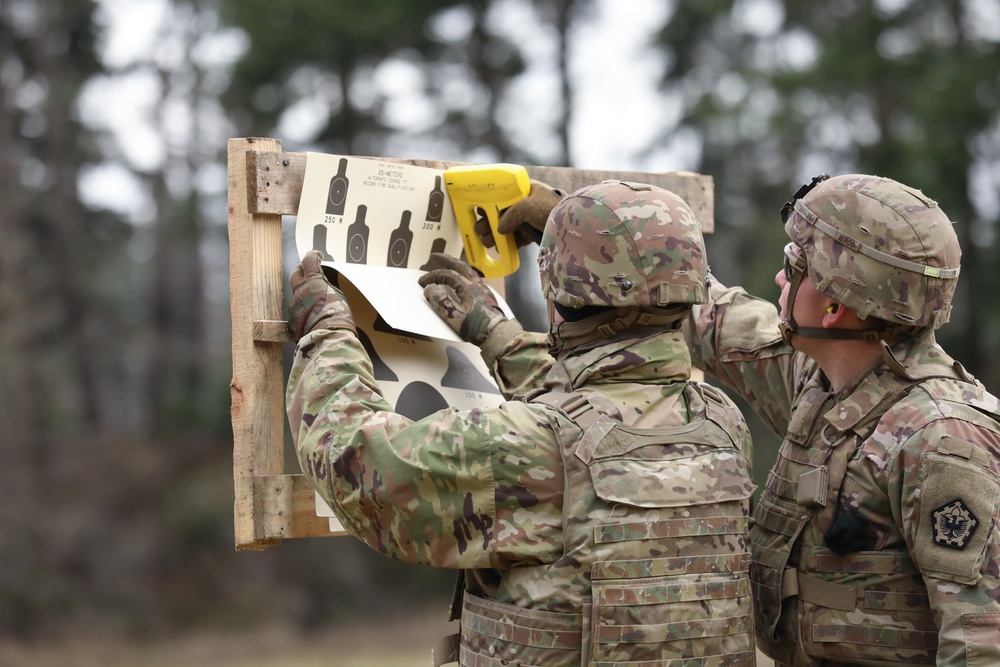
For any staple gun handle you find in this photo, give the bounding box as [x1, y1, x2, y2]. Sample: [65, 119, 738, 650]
[444, 164, 530, 278]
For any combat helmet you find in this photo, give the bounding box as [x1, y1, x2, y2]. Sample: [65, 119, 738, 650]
[780, 173, 961, 342]
[538, 180, 707, 309]
[537, 180, 707, 354]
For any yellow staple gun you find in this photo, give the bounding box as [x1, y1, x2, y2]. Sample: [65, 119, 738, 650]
[444, 163, 530, 278]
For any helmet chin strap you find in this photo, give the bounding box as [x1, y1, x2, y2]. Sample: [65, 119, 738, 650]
[778, 268, 895, 344]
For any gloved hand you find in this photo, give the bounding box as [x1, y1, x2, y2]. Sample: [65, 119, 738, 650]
[474, 180, 566, 249]
[418, 253, 508, 345]
[288, 250, 356, 339]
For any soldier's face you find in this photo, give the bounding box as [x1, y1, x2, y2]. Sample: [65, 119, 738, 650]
[775, 244, 829, 348]
[775, 268, 811, 322]
[779, 275, 825, 325]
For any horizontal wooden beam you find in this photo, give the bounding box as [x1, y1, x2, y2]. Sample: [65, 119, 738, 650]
[245, 150, 714, 232]
[239, 474, 345, 549]
[253, 319, 293, 343]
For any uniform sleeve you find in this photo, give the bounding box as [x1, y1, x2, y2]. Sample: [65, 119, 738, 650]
[685, 276, 800, 437]
[479, 319, 554, 399]
[286, 328, 565, 571]
[890, 418, 1000, 666]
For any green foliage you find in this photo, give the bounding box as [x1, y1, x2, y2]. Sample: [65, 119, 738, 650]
[218, 0, 528, 156]
[657, 0, 1000, 388]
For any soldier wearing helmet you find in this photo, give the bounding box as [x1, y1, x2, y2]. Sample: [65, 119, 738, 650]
[286, 179, 756, 666]
[680, 173, 1000, 666]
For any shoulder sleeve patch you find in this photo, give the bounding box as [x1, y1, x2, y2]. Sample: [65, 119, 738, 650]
[914, 453, 1000, 585]
[932, 499, 979, 549]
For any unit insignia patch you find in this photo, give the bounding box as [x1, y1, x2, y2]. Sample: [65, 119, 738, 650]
[932, 498, 979, 549]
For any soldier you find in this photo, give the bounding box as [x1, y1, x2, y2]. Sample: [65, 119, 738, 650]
[684, 174, 1000, 666]
[486, 173, 1000, 666]
[285, 180, 757, 666]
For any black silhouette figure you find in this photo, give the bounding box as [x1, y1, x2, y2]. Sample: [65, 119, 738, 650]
[441, 346, 500, 394]
[395, 381, 449, 421]
[346, 205, 369, 264]
[387, 210, 413, 268]
[425, 175, 444, 222]
[312, 224, 333, 260]
[419, 239, 448, 270]
[326, 158, 350, 216]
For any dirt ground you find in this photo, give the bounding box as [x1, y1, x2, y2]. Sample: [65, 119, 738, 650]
[0, 614, 443, 667]
[0, 614, 775, 667]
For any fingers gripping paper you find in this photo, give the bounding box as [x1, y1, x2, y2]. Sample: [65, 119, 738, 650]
[294, 153, 513, 531]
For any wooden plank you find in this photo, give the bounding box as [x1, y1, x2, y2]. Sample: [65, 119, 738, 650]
[253, 319, 293, 343]
[247, 151, 715, 232]
[246, 150, 307, 216]
[256, 474, 345, 540]
[526, 166, 714, 234]
[229, 137, 287, 550]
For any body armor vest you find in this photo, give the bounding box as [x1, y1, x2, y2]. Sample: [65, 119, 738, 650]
[751, 351, 1000, 667]
[437, 382, 756, 667]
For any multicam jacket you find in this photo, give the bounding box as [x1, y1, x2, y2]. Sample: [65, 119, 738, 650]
[687, 279, 1000, 667]
[286, 321, 756, 666]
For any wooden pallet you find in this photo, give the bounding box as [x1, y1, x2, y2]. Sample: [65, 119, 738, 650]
[227, 137, 714, 550]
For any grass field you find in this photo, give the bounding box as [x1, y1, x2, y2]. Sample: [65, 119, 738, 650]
[0, 614, 775, 667]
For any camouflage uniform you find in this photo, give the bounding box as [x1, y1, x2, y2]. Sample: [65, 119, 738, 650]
[286, 181, 757, 666]
[686, 175, 1000, 666]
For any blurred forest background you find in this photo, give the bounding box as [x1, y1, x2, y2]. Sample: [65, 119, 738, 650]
[3, 0, 1000, 658]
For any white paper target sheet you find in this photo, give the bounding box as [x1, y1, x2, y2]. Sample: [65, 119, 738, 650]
[294, 152, 516, 531]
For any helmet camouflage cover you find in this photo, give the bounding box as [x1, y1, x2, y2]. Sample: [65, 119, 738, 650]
[785, 174, 961, 329]
[538, 180, 707, 309]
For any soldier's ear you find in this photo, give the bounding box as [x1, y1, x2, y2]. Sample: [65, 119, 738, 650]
[822, 302, 845, 327]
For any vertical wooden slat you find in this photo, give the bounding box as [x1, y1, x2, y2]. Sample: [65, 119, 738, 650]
[229, 137, 285, 549]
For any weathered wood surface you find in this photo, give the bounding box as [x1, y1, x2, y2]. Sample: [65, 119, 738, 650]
[245, 150, 714, 232]
[229, 137, 308, 548]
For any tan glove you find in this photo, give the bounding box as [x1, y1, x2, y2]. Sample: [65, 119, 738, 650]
[473, 180, 566, 248]
[288, 250, 356, 339]
[418, 253, 508, 345]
